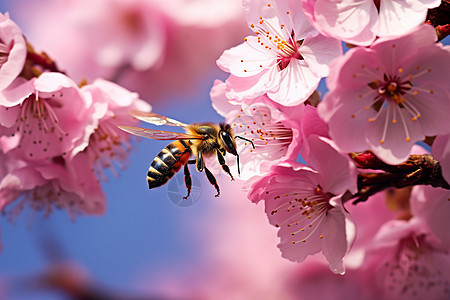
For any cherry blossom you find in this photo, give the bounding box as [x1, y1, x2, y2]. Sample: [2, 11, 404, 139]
[76, 79, 151, 178]
[217, 0, 342, 106]
[0, 12, 27, 90]
[248, 136, 357, 274]
[0, 154, 105, 219]
[210, 80, 302, 179]
[302, 0, 441, 46]
[0, 73, 90, 161]
[363, 219, 450, 300]
[0, 78, 149, 219]
[318, 24, 450, 165]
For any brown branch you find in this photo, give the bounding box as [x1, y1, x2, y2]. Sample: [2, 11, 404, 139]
[347, 152, 450, 204]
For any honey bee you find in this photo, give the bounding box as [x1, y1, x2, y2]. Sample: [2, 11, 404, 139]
[118, 110, 254, 199]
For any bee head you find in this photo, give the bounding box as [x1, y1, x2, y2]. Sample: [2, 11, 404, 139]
[219, 123, 238, 156]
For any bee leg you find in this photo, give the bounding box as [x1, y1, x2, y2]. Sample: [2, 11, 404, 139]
[196, 151, 204, 172]
[183, 163, 192, 200]
[216, 150, 234, 181]
[204, 167, 220, 197]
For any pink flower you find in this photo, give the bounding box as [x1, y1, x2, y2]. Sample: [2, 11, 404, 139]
[0, 73, 90, 161]
[0, 13, 27, 90]
[433, 134, 450, 184]
[217, 0, 342, 106]
[210, 80, 303, 179]
[248, 135, 357, 274]
[410, 185, 450, 249]
[302, 0, 441, 46]
[363, 219, 450, 300]
[0, 155, 105, 219]
[76, 79, 151, 177]
[318, 24, 450, 165]
[0, 78, 149, 219]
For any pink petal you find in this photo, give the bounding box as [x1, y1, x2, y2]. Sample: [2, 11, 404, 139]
[225, 69, 280, 101]
[0, 14, 27, 90]
[411, 186, 450, 248]
[307, 0, 377, 46]
[376, 0, 428, 38]
[327, 47, 380, 91]
[307, 135, 357, 195]
[0, 77, 34, 107]
[34, 72, 78, 93]
[267, 59, 320, 106]
[321, 203, 349, 274]
[365, 104, 424, 165]
[0, 105, 20, 127]
[407, 85, 450, 136]
[318, 88, 376, 153]
[217, 37, 277, 77]
[432, 134, 450, 184]
[372, 24, 437, 75]
[300, 33, 343, 77]
[210, 80, 233, 117]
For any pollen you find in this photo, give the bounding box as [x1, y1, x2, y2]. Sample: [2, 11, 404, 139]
[406, 137, 411, 142]
[380, 139, 385, 144]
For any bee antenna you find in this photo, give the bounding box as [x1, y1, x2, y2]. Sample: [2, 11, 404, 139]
[235, 136, 255, 149]
[237, 154, 241, 175]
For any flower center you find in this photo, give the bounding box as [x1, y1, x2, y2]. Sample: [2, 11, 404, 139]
[369, 75, 413, 109]
[14, 93, 67, 158]
[350, 63, 433, 145]
[86, 119, 131, 179]
[248, 5, 304, 70]
[233, 108, 293, 158]
[269, 185, 332, 244]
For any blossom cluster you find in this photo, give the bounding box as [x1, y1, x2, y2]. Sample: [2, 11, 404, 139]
[0, 13, 150, 222]
[212, 0, 450, 298]
[11, 0, 246, 102]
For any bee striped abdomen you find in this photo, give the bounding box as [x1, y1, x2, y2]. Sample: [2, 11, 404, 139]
[147, 140, 191, 189]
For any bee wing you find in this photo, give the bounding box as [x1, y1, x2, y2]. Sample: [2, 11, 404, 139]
[130, 110, 188, 127]
[118, 126, 204, 140]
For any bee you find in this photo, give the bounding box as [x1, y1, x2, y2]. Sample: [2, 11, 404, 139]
[118, 110, 254, 199]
